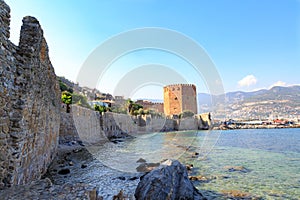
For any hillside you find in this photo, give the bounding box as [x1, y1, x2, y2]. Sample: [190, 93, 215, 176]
[198, 86, 300, 120]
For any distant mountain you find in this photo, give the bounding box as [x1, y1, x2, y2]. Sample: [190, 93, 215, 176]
[198, 86, 300, 120]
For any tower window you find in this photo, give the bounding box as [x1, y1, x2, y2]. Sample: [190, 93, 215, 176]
[174, 97, 178, 100]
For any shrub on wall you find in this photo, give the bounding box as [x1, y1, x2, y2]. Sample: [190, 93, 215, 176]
[179, 110, 195, 119]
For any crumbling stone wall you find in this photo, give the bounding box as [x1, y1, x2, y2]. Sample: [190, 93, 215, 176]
[197, 113, 212, 129]
[0, 0, 60, 188]
[71, 106, 107, 144]
[70, 106, 135, 143]
[69, 105, 211, 144]
[68, 105, 176, 143]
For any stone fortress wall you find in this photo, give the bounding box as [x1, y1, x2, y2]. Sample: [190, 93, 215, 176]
[163, 84, 198, 116]
[63, 105, 175, 144]
[0, 0, 60, 188]
[64, 105, 211, 145]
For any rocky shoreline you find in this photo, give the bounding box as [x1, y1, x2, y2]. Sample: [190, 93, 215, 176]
[0, 139, 209, 200]
[0, 141, 142, 199]
[0, 137, 262, 200]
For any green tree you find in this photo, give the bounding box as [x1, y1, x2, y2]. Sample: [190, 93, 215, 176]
[126, 99, 134, 113]
[130, 103, 143, 115]
[138, 108, 144, 115]
[72, 93, 90, 108]
[125, 99, 143, 115]
[59, 80, 73, 93]
[61, 91, 72, 105]
[61, 91, 91, 112]
[61, 91, 72, 113]
[133, 110, 139, 116]
[94, 104, 108, 113]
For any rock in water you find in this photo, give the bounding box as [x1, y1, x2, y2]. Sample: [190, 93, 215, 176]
[136, 162, 160, 173]
[135, 159, 206, 200]
[136, 158, 147, 163]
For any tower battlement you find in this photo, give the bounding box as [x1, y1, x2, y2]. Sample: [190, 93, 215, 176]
[163, 83, 196, 88]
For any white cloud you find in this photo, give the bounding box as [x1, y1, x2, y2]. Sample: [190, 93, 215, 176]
[238, 75, 257, 87]
[269, 81, 287, 88]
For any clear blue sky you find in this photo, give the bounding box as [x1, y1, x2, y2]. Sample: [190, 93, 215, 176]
[6, 0, 300, 99]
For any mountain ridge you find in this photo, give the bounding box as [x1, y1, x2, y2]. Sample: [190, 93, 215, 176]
[198, 85, 300, 120]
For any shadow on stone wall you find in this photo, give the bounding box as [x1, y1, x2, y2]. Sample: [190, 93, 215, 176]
[61, 105, 212, 147]
[0, 0, 60, 188]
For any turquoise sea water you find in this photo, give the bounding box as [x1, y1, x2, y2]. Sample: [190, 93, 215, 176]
[93, 128, 300, 199]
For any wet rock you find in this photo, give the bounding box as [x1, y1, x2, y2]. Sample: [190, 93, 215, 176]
[186, 164, 194, 171]
[224, 166, 251, 173]
[129, 177, 138, 181]
[59, 164, 66, 168]
[44, 178, 53, 188]
[78, 141, 85, 146]
[73, 148, 82, 153]
[64, 155, 71, 162]
[57, 159, 65, 165]
[189, 175, 216, 183]
[136, 158, 146, 163]
[67, 141, 77, 146]
[215, 175, 230, 180]
[117, 176, 126, 181]
[192, 152, 200, 158]
[89, 188, 103, 200]
[135, 159, 206, 200]
[81, 164, 88, 169]
[58, 168, 70, 175]
[113, 190, 125, 200]
[136, 162, 160, 173]
[110, 139, 124, 144]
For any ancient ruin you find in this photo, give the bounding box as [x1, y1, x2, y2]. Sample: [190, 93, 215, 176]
[163, 84, 198, 116]
[0, 0, 60, 188]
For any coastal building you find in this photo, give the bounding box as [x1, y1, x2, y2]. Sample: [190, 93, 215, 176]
[88, 100, 110, 108]
[114, 96, 126, 106]
[163, 84, 198, 116]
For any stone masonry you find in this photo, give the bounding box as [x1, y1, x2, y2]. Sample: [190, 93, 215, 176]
[0, 0, 60, 188]
[164, 84, 198, 116]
